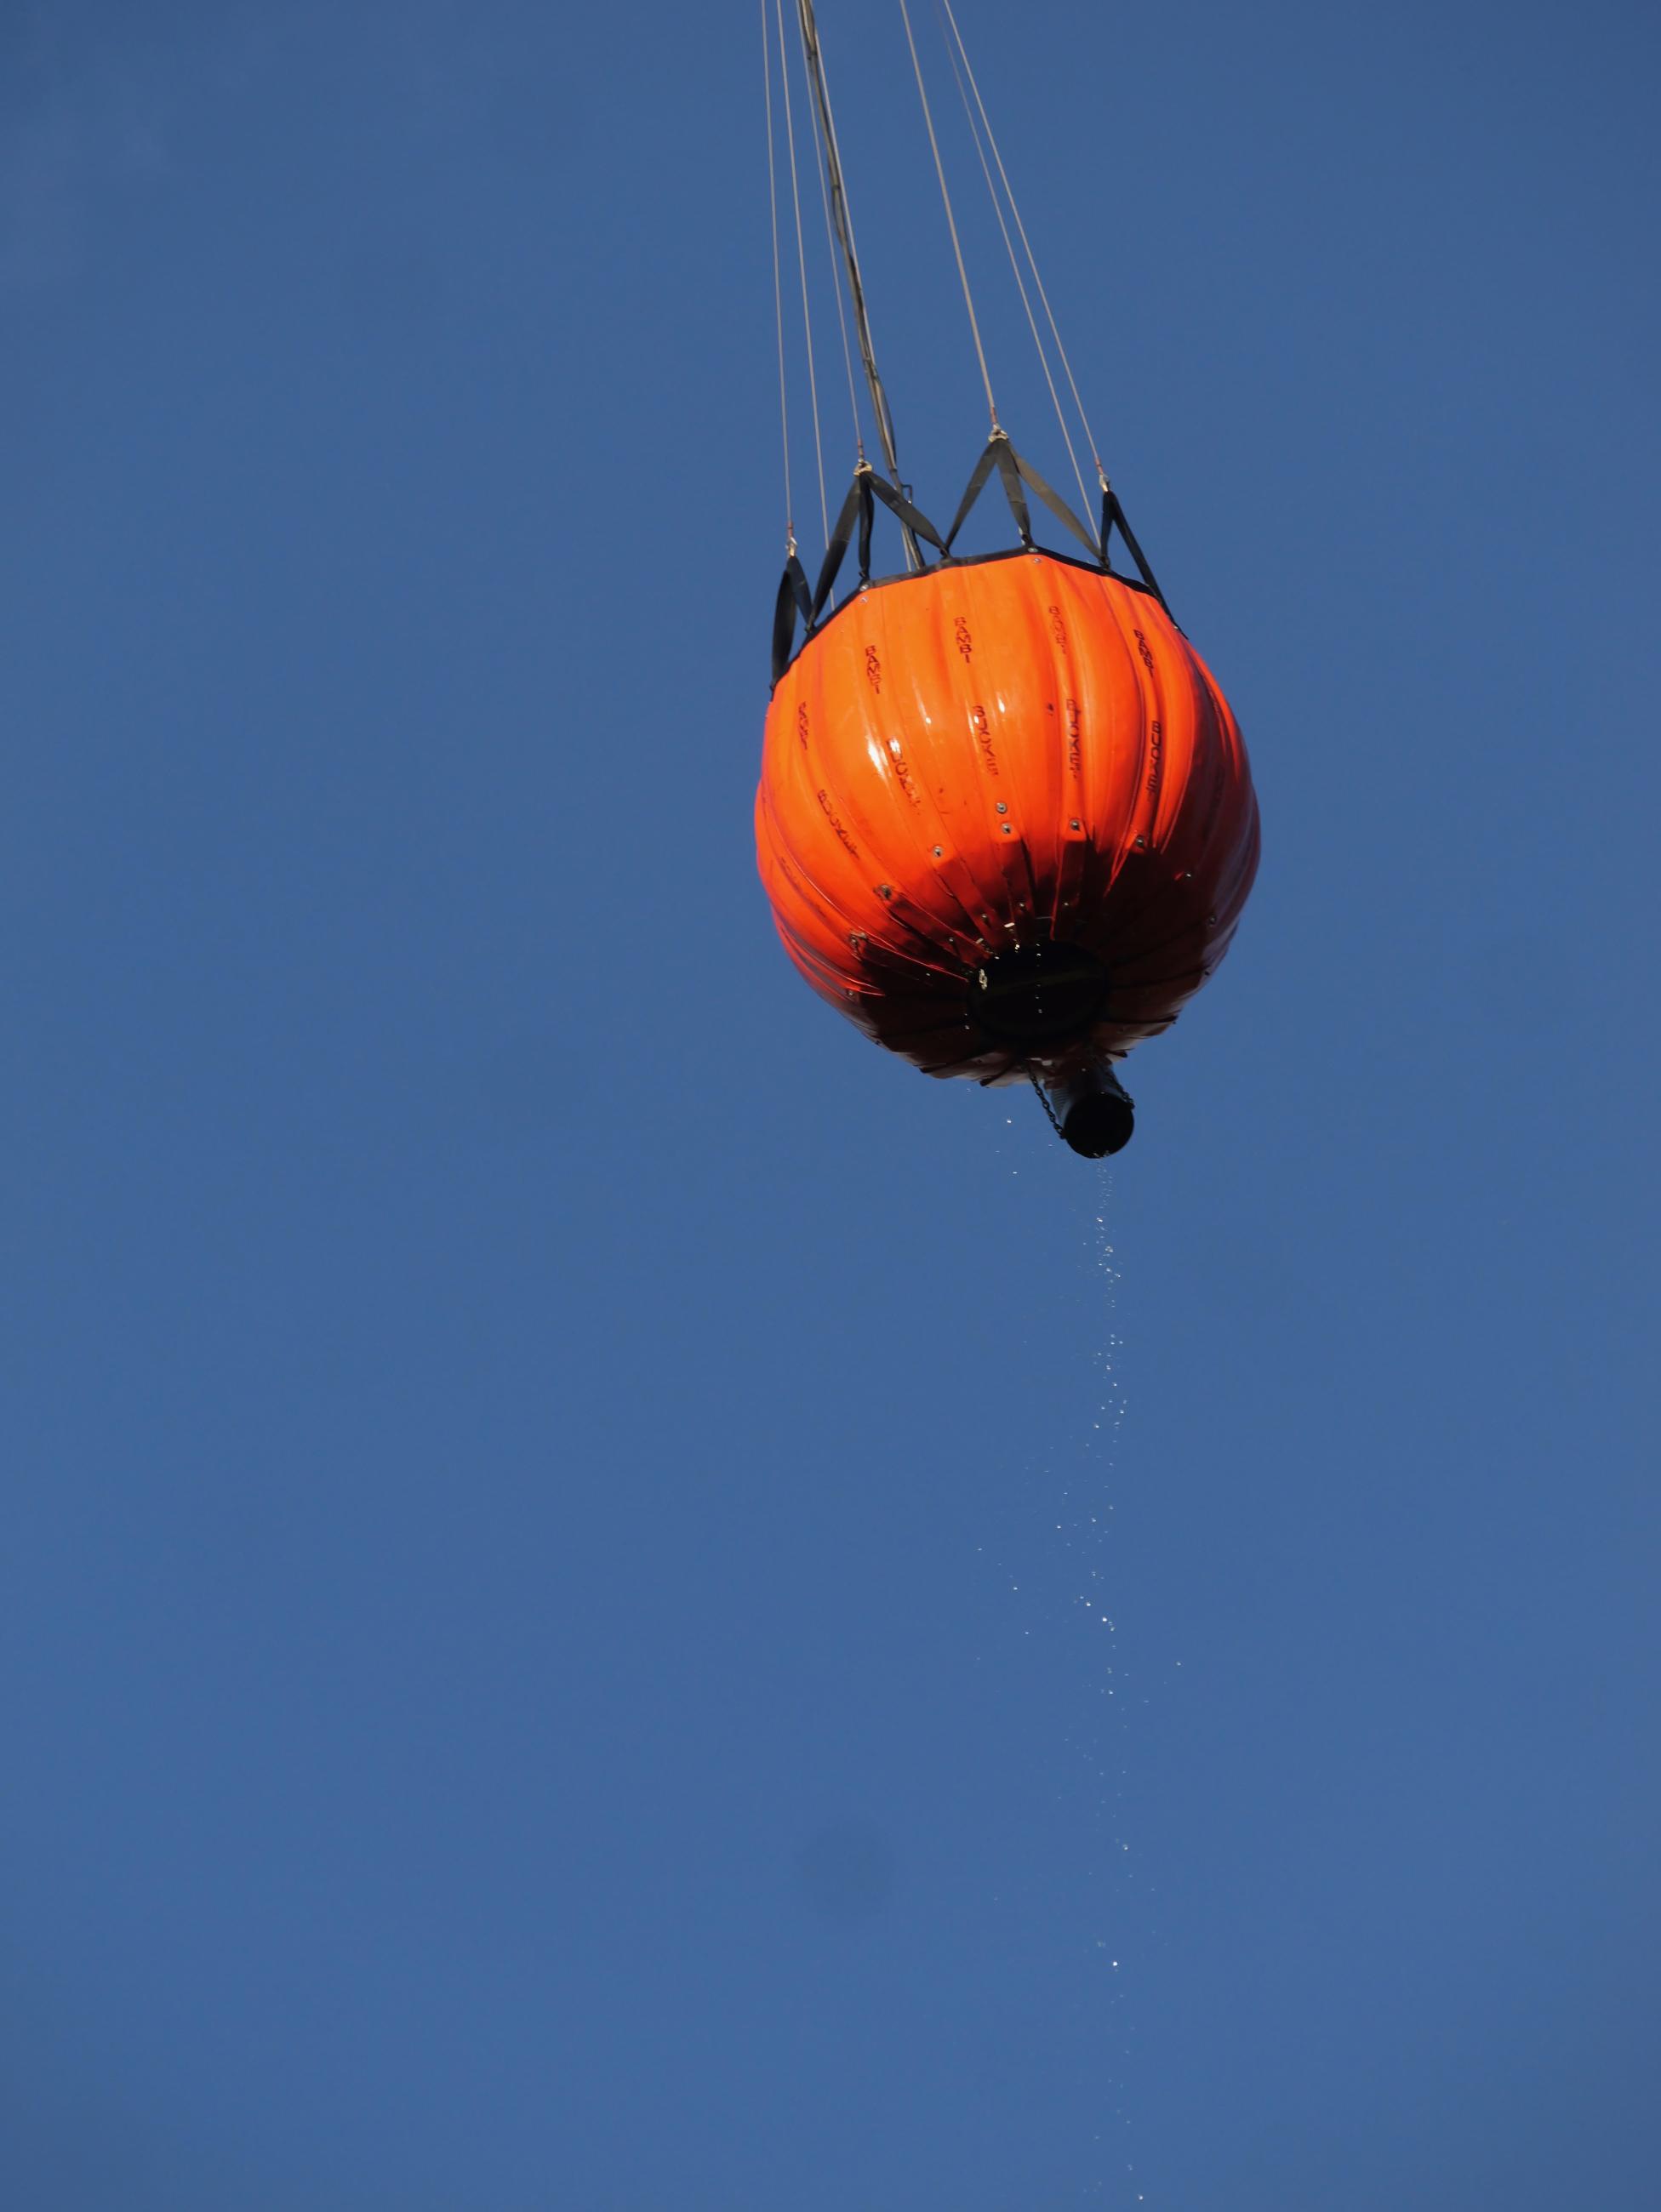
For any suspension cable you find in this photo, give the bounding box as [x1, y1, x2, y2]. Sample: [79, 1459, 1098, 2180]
[774, 0, 830, 552]
[936, 3, 1089, 521]
[939, 0, 1104, 483]
[897, 0, 998, 433]
[802, 40, 865, 462]
[761, 0, 795, 550]
[794, 0, 922, 571]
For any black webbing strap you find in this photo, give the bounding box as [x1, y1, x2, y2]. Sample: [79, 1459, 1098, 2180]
[865, 473, 948, 555]
[811, 475, 871, 624]
[1100, 485, 1169, 612]
[1010, 448, 1104, 562]
[773, 469, 951, 682]
[772, 552, 815, 684]
[941, 438, 1002, 552]
[811, 470, 949, 623]
[992, 440, 1033, 547]
[941, 435, 1103, 563]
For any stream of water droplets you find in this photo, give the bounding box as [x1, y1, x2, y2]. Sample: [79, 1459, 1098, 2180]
[985, 1114, 1149, 2205]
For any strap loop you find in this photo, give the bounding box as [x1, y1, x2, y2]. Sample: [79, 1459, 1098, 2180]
[772, 552, 816, 683]
[945, 434, 1104, 561]
[1100, 484, 1169, 612]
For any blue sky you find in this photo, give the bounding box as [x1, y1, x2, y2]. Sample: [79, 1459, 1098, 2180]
[3, 3, 1657, 2205]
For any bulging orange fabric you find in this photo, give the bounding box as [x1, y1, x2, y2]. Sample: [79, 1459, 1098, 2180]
[755, 549, 1259, 1084]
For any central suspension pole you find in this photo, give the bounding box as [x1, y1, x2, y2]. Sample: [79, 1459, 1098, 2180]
[794, 0, 922, 571]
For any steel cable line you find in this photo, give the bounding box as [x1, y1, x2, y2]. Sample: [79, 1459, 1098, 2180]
[935, 0, 1090, 520]
[801, 37, 865, 464]
[761, 0, 795, 549]
[938, 0, 1105, 484]
[773, 0, 830, 552]
[897, 0, 999, 433]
